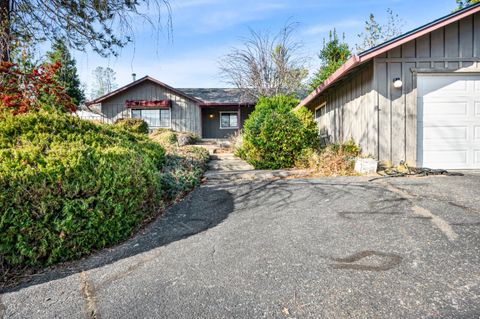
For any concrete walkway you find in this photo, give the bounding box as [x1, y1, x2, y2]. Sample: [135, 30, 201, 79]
[199, 140, 306, 182]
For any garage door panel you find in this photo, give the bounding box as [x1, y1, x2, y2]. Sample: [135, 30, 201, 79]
[423, 150, 468, 165]
[422, 100, 468, 117]
[423, 126, 468, 140]
[475, 102, 480, 115]
[418, 74, 480, 169]
[419, 77, 468, 97]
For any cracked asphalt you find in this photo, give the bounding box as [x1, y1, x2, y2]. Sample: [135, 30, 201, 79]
[1, 173, 480, 318]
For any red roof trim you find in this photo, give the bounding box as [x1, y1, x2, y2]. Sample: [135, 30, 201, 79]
[200, 102, 256, 107]
[298, 4, 480, 108]
[86, 76, 202, 105]
[125, 100, 172, 108]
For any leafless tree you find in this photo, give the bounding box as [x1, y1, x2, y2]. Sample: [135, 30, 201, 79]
[219, 23, 308, 101]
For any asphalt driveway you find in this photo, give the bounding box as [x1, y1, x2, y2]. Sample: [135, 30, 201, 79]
[1, 174, 480, 318]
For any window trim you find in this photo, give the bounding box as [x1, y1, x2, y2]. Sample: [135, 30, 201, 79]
[314, 102, 327, 120]
[130, 108, 172, 129]
[219, 111, 239, 129]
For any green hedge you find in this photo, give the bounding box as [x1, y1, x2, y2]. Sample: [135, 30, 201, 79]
[114, 118, 149, 134]
[238, 96, 318, 169]
[0, 111, 165, 267]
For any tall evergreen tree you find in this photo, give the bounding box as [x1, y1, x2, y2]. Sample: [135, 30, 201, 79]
[47, 39, 85, 105]
[309, 30, 351, 91]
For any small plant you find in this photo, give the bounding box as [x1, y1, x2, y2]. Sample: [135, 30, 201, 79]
[296, 140, 361, 176]
[114, 118, 149, 134]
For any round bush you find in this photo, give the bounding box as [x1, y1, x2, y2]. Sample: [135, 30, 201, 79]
[114, 118, 149, 134]
[0, 111, 165, 267]
[239, 95, 318, 169]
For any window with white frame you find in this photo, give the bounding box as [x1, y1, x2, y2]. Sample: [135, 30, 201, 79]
[131, 109, 171, 129]
[220, 112, 239, 129]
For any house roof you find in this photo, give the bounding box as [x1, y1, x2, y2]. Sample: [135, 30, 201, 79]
[86, 76, 203, 105]
[299, 3, 480, 108]
[178, 88, 255, 105]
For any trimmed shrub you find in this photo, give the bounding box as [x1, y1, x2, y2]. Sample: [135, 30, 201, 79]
[150, 129, 178, 146]
[0, 111, 165, 267]
[159, 146, 210, 200]
[150, 129, 200, 147]
[238, 95, 319, 169]
[114, 118, 149, 134]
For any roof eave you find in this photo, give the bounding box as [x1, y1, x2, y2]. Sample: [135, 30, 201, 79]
[297, 56, 361, 109]
[297, 3, 480, 109]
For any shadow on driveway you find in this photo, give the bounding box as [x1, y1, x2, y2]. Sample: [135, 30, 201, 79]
[2, 185, 234, 293]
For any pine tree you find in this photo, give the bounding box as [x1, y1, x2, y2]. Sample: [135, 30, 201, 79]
[47, 39, 85, 105]
[309, 30, 351, 91]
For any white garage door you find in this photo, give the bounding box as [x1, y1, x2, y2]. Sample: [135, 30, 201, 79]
[417, 74, 480, 169]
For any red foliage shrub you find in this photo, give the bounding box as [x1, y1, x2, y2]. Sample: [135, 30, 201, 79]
[0, 61, 76, 115]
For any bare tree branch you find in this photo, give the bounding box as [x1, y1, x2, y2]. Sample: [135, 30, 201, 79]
[219, 22, 308, 101]
[0, 0, 172, 61]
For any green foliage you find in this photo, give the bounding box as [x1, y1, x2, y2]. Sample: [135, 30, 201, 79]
[309, 30, 351, 91]
[47, 39, 85, 105]
[456, 0, 480, 10]
[150, 129, 200, 147]
[238, 95, 318, 169]
[0, 111, 166, 267]
[150, 129, 178, 146]
[114, 118, 149, 135]
[356, 9, 404, 53]
[159, 146, 210, 201]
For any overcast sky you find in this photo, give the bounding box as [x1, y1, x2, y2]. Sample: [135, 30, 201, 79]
[72, 0, 456, 91]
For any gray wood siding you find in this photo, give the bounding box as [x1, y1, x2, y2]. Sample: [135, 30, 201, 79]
[306, 61, 376, 157]
[374, 12, 480, 165]
[308, 13, 480, 166]
[100, 81, 201, 135]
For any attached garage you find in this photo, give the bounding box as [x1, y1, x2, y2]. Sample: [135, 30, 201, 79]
[418, 74, 480, 169]
[298, 3, 480, 169]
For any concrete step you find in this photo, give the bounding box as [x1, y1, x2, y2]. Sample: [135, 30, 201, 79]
[204, 169, 308, 182]
[208, 159, 254, 171]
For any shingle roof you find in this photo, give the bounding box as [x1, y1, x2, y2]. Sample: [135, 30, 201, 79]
[178, 88, 255, 104]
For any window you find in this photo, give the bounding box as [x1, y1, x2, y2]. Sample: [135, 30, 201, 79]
[315, 103, 326, 120]
[220, 112, 239, 129]
[131, 109, 171, 129]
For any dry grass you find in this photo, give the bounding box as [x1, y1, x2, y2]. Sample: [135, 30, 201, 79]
[296, 141, 361, 177]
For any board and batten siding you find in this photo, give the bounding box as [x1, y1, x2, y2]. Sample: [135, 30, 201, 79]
[100, 81, 201, 135]
[306, 61, 376, 158]
[374, 12, 480, 165]
[307, 12, 480, 165]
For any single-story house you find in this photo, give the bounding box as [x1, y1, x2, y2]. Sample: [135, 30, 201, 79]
[86, 76, 256, 139]
[299, 3, 480, 169]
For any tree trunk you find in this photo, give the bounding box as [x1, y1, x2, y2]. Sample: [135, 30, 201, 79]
[0, 0, 11, 62]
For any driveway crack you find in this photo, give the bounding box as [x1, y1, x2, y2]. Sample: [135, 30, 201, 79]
[0, 295, 6, 319]
[384, 182, 459, 241]
[80, 271, 100, 319]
